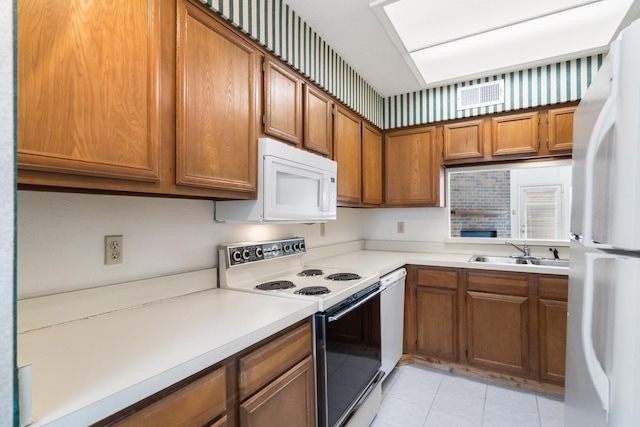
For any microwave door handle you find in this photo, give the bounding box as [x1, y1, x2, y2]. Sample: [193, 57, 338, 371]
[321, 177, 330, 212]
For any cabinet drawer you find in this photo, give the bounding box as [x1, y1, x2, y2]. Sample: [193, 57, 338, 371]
[113, 366, 227, 427]
[538, 276, 568, 300]
[466, 271, 528, 296]
[416, 268, 459, 289]
[239, 322, 312, 400]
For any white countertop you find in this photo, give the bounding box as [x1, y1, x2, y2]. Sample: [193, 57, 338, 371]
[18, 271, 317, 427]
[18, 246, 567, 426]
[307, 249, 569, 277]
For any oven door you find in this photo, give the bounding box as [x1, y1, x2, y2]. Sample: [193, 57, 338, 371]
[315, 284, 383, 427]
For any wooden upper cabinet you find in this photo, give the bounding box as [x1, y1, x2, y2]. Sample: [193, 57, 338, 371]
[263, 58, 303, 146]
[491, 111, 539, 156]
[17, 0, 161, 182]
[304, 85, 333, 156]
[361, 123, 383, 205]
[384, 127, 443, 206]
[443, 119, 484, 161]
[547, 106, 576, 153]
[176, 0, 260, 192]
[333, 106, 362, 205]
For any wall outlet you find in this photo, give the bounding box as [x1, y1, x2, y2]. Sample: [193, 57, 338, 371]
[397, 221, 405, 233]
[320, 223, 326, 237]
[104, 235, 123, 265]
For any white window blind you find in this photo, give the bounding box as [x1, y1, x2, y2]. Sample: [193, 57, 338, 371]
[521, 186, 561, 239]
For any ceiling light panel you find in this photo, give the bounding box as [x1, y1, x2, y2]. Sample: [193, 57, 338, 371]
[384, 0, 602, 52]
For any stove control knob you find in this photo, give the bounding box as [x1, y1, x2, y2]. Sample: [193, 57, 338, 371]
[293, 242, 300, 251]
[255, 247, 263, 258]
[299, 241, 305, 251]
[242, 249, 251, 260]
[231, 250, 242, 263]
[283, 244, 291, 253]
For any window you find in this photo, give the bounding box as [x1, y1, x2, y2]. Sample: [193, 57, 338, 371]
[518, 185, 562, 239]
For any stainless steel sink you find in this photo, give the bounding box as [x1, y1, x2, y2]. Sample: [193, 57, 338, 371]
[468, 255, 529, 264]
[468, 255, 569, 268]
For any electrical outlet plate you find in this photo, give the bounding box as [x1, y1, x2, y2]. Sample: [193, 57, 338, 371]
[397, 222, 405, 233]
[105, 235, 123, 265]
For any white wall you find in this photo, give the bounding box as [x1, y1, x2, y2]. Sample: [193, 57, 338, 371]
[362, 207, 450, 242]
[17, 192, 365, 298]
[1, 0, 15, 424]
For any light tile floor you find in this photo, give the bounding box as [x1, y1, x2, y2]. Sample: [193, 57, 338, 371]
[372, 364, 564, 427]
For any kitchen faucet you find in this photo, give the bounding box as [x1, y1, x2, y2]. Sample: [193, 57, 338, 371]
[505, 241, 533, 258]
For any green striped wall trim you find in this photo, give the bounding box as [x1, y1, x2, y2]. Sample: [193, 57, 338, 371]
[383, 54, 605, 129]
[200, 0, 604, 131]
[201, 0, 384, 127]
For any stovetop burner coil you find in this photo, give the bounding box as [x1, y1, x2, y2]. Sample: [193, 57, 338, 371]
[297, 269, 324, 277]
[294, 286, 331, 295]
[325, 273, 361, 281]
[255, 280, 296, 291]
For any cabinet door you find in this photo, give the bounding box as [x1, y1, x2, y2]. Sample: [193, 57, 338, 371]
[176, 1, 259, 192]
[538, 276, 568, 383]
[491, 111, 539, 157]
[263, 58, 303, 145]
[466, 271, 530, 375]
[466, 291, 529, 375]
[304, 85, 333, 156]
[112, 366, 227, 427]
[443, 119, 484, 161]
[415, 268, 460, 361]
[333, 106, 362, 205]
[385, 127, 442, 206]
[18, 0, 161, 182]
[240, 356, 315, 427]
[362, 123, 383, 205]
[547, 106, 575, 153]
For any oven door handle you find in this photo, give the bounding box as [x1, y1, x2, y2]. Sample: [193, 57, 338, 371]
[327, 286, 383, 322]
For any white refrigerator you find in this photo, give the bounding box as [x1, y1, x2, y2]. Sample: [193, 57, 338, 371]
[565, 19, 640, 427]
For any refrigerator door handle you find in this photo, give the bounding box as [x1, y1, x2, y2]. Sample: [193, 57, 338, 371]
[582, 252, 611, 418]
[583, 94, 616, 249]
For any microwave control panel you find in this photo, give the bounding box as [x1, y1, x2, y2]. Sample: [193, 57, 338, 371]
[222, 238, 306, 267]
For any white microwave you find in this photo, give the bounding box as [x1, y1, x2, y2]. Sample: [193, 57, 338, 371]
[215, 138, 337, 223]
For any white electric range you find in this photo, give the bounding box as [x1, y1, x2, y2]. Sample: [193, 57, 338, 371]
[218, 238, 379, 311]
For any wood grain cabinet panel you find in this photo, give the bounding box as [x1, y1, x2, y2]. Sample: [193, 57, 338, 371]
[239, 356, 315, 427]
[333, 106, 362, 205]
[547, 106, 576, 153]
[176, 0, 259, 192]
[361, 123, 383, 205]
[112, 366, 227, 427]
[491, 111, 539, 157]
[443, 119, 484, 161]
[384, 127, 443, 206]
[304, 85, 333, 156]
[466, 290, 530, 375]
[239, 322, 312, 400]
[18, 0, 161, 182]
[538, 275, 568, 383]
[263, 58, 303, 145]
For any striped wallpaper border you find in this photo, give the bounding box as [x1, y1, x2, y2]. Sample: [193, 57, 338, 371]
[199, 0, 605, 131]
[383, 54, 605, 129]
[201, 0, 384, 128]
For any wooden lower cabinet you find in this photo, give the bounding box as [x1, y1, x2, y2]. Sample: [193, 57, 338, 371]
[405, 266, 568, 391]
[537, 275, 569, 383]
[239, 356, 315, 427]
[97, 320, 314, 427]
[406, 266, 461, 362]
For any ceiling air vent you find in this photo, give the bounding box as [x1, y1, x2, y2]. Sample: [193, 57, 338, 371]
[457, 79, 504, 110]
